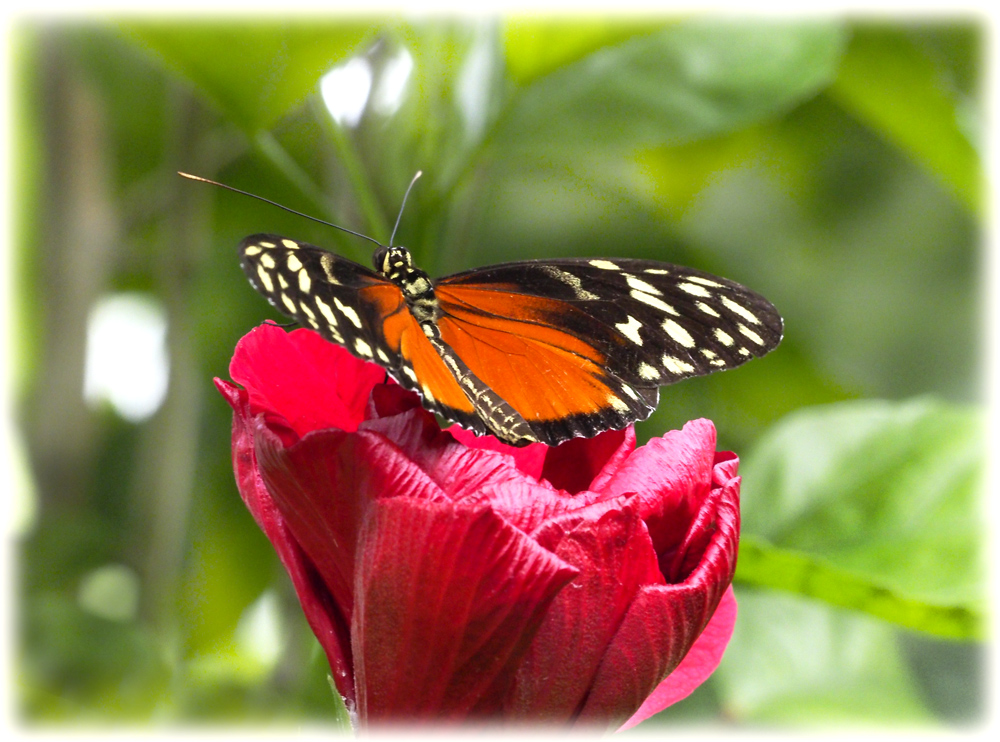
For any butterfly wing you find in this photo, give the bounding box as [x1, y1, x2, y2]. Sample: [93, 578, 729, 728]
[238, 234, 484, 431]
[434, 258, 783, 445]
[240, 235, 783, 447]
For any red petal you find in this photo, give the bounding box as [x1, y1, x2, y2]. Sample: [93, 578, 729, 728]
[576, 469, 740, 727]
[505, 499, 663, 719]
[230, 325, 386, 437]
[618, 587, 738, 731]
[214, 377, 356, 706]
[353, 497, 578, 721]
[447, 424, 549, 481]
[540, 427, 633, 494]
[599, 419, 718, 556]
[251, 416, 453, 621]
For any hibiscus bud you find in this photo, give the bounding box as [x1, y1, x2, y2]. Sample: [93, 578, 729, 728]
[217, 325, 740, 728]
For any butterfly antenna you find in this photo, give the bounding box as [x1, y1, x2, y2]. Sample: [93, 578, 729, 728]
[178, 172, 384, 248]
[389, 170, 422, 247]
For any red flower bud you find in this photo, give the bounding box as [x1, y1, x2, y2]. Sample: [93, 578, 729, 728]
[216, 324, 740, 729]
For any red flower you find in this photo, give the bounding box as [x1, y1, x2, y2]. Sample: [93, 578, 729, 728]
[215, 324, 740, 729]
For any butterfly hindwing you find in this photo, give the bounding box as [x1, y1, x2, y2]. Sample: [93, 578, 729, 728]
[432, 258, 781, 444]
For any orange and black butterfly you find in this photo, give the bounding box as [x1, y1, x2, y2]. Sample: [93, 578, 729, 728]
[237, 230, 783, 447]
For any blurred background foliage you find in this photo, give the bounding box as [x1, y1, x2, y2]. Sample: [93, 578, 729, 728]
[10, 14, 984, 728]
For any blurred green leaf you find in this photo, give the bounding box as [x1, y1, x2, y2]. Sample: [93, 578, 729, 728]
[828, 26, 981, 214]
[496, 19, 847, 149]
[503, 18, 667, 84]
[122, 21, 379, 133]
[715, 590, 931, 723]
[736, 398, 984, 638]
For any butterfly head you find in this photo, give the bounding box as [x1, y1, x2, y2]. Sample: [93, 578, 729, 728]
[373, 245, 413, 280]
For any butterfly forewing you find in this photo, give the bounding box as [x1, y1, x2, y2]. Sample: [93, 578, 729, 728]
[238, 234, 782, 447]
[238, 234, 488, 431]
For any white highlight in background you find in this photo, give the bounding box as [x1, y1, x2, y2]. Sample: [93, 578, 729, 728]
[371, 48, 414, 116]
[83, 292, 169, 422]
[321, 56, 373, 127]
[236, 589, 284, 669]
[77, 563, 140, 622]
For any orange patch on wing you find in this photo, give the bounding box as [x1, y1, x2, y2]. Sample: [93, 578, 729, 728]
[358, 284, 474, 415]
[436, 286, 615, 423]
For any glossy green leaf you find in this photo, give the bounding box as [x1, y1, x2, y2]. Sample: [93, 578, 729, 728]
[496, 19, 846, 148]
[828, 26, 981, 214]
[736, 399, 984, 638]
[122, 21, 379, 133]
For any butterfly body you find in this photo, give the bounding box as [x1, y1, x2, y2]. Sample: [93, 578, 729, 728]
[239, 234, 783, 447]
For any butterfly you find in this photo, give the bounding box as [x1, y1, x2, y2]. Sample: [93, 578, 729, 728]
[238, 232, 783, 447]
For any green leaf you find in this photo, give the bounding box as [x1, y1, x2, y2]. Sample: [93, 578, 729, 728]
[496, 19, 846, 149]
[121, 21, 379, 133]
[502, 18, 668, 84]
[715, 589, 932, 723]
[828, 26, 982, 215]
[736, 398, 984, 639]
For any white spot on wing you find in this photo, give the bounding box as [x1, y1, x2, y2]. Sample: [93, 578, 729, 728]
[539, 266, 599, 301]
[606, 393, 629, 412]
[714, 328, 734, 346]
[589, 259, 620, 271]
[315, 296, 338, 326]
[739, 324, 765, 345]
[278, 273, 289, 290]
[281, 293, 297, 314]
[298, 269, 312, 294]
[631, 289, 678, 315]
[286, 254, 302, 272]
[259, 253, 276, 269]
[354, 338, 373, 357]
[243, 245, 262, 256]
[643, 268, 670, 275]
[625, 275, 661, 295]
[696, 301, 720, 317]
[686, 276, 724, 288]
[334, 297, 363, 328]
[663, 355, 695, 375]
[638, 362, 659, 380]
[677, 282, 711, 298]
[403, 366, 418, 382]
[281, 239, 299, 249]
[615, 315, 644, 345]
[722, 296, 760, 324]
[257, 266, 274, 293]
[621, 384, 639, 400]
[320, 253, 340, 284]
[662, 319, 695, 348]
